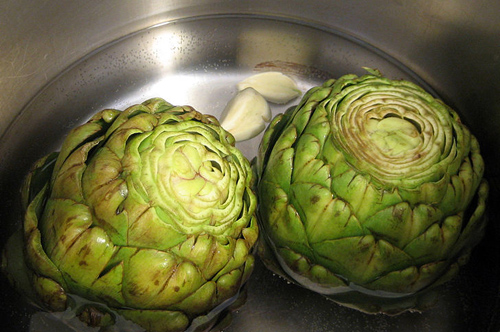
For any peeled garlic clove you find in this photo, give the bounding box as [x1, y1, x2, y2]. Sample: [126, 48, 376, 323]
[237, 72, 301, 104]
[220, 87, 271, 142]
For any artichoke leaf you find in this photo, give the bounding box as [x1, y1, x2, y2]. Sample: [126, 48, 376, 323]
[170, 281, 217, 315]
[403, 215, 462, 265]
[290, 182, 364, 244]
[292, 132, 331, 186]
[32, 274, 68, 312]
[363, 203, 444, 249]
[52, 109, 120, 182]
[313, 236, 413, 285]
[56, 226, 116, 296]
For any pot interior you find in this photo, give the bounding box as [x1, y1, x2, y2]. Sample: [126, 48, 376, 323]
[1, 14, 498, 332]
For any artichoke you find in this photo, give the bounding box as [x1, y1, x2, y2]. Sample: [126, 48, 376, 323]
[255, 70, 488, 313]
[8, 98, 258, 331]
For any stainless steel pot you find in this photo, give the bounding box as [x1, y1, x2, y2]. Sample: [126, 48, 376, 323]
[1, 1, 499, 331]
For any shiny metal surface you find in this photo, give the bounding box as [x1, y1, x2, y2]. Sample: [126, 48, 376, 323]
[1, 1, 499, 332]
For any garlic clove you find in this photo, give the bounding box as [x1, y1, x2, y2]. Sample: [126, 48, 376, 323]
[220, 87, 271, 142]
[237, 72, 301, 104]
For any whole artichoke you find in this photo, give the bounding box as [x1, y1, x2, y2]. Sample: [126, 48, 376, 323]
[9, 98, 258, 331]
[255, 70, 488, 313]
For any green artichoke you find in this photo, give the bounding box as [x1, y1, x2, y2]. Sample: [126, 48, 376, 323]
[255, 70, 488, 313]
[9, 98, 258, 331]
